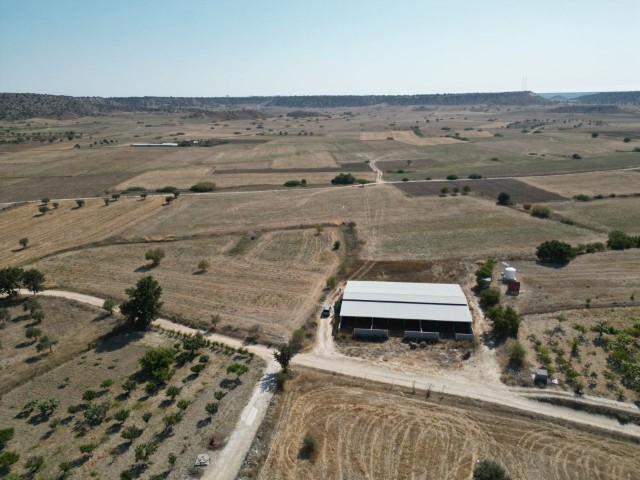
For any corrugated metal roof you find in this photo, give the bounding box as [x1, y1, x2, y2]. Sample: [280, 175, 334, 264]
[341, 281, 472, 323]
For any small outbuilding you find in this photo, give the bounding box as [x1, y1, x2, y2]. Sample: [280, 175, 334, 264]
[534, 368, 549, 384]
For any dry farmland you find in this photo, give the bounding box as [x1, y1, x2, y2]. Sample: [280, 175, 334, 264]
[393, 178, 566, 203]
[506, 249, 640, 314]
[0, 197, 165, 266]
[520, 170, 640, 198]
[0, 296, 118, 393]
[252, 371, 640, 480]
[32, 229, 341, 343]
[0, 329, 261, 479]
[550, 197, 640, 234]
[121, 185, 600, 261]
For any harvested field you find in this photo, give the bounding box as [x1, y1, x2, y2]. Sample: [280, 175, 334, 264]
[505, 249, 640, 315]
[519, 307, 640, 402]
[520, 170, 640, 197]
[122, 185, 599, 261]
[255, 371, 640, 480]
[32, 229, 341, 343]
[115, 167, 213, 190]
[394, 178, 566, 203]
[0, 197, 165, 266]
[0, 296, 118, 394]
[551, 197, 640, 234]
[0, 329, 261, 479]
[377, 158, 438, 171]
[0, 172, 135, 203]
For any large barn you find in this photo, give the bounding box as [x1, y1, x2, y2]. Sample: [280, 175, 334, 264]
[338, 281, 474, 341]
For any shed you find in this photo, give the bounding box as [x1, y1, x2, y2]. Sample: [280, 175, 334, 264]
[534, 369, 549, 384]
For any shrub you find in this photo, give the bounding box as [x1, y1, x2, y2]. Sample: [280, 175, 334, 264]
[168, 452, 177, 466]
[145, 248, 165, 266]
[214, 391, 226, 401]
[139, 348, 174, 383]
[189, 181, 216, 192]
[301, 434, 316, 458]
[197, 259, 210, 272]
[284, 180, 301, 187]
[58, 461, 73, 478]
[25, 455, 44, 472]
[468, 173, 482, 179]
[623, 137, 631, 143]
[165, 386, 181, 399]
[573, 194, 591, 202]
[142, 412, 152, 423]
[487, 305, 521, 338]
[103, 298, 117, 313]
[162, 412, 182, 429]
[474, 460, 511, 480]
[479, 288, 500, 308]
[205, 402, 219, 416]
[0, 451, 20, 468]
[275, 371, 287, 391]
[19, 237, 28, 249]
[121, 425, 143, 442]
[634, 147, 640, 152]
[572, 153, 582, 159]
[82, 390, 98, 401]
[114, 409, 130, 423]
[190, 363, 205, 374]
[326, 275, 337, 289]
[536, 240, 575, 263]
[440, 187, 448, 195]
[156, 186, 178, 193]
[176, 399, 190, 410]
[38, 205, 49, 215]
[100, 379, 114, 389]
[462, 185, 471, 194]
[226, 362, 249, 377]
[446, 174, 458, 180]
[79, 443, 98, 455]
[530, 204, 550, 218]
[84, 401, 110, 425]
[607, 230, 636, 250]
[41, 197, 50, 205]
[591, 132, 599, 138]
[122, 380, 137, 395]
[0, 427, 15, 448]
[509, 341, 526, 367]
[145, 382, 159, 395]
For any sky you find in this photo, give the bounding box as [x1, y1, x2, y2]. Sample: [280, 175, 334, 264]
[1, 0, 638, 97]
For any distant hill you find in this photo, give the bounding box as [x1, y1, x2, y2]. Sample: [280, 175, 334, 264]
[0, 91, 550, 120]
[574, 91, 640, 105]
[537, 92, 598, 100]
[551, 105, 620, 114]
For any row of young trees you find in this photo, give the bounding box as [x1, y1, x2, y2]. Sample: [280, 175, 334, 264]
[0, 267, 45, 297]
[536, 230, 640, 264]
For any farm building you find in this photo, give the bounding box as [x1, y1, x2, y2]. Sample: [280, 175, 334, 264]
[339, 281, 474, 341]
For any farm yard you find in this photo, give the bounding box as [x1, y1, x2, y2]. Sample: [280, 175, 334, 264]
[0, 328, 261, 479]
[250, 371, 640, 480]
[32, 229, 341, 343]
[0, 197, 165, 266]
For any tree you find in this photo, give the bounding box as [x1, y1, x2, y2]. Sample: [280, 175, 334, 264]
[440, 187, 448, 195]
[122, 380, 137, 396]
[36, 335, 58, 353]
[165, 386, 181, 400]
[114, 409, 130, 423]
[474, 460, 511, 480]
[479, 288, 500, 308]
[41, 197, 50, 205]
[0, 451, 20, 469]
[333, 240, 341, 250]
[25, 455, 44, 473]
[497, 192, 511, 205]
[138, 347, 174, 382]
[0, 428, 14, 448]
[103, 198, 110, 206]
[22, 269, 45, 294]
[145, 248, 165, 267]
[0, 308, 10, 326]
[190, 181, 216, 192]
[121, 425, 143, 442]
[52, 202, 60, 209]
[58, 461, 73, 479]
[210, 314, 221, 331]
[79, 443, 98, 455]
[141, 192, 148, 200]
[120, 276, 163, 329]
[227, 362, 249, 377]
[32, 309, 45, 323]
[38, 205, 49, 215]
[607, 230, 636, 250]
[197, 259, 210, 272]
[19, 237, 29, 249]
[25, 327, 42, 342]
[0, 267, 24, 298]
[274, 344, 294, 372]
[135, 442, 157, 463]
[487, 305, 521, 338]
[572, 153, 582, 159]
[205, 402, 219, 417]
[301, 434, 316, 458]
[161, 412, 182, 430]
[103, 298, 117, 314]
[182, 333, 205, 358]
[23, 297, 41, 316]
[536, 240, 575, 263]
[509, 341, 526, 367]
[37, 398, 59, 417]
[76, 199, 85, 208]
[165, 195, 174, 204]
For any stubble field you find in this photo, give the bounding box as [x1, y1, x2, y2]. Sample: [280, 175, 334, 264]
[255, 371, 640, 480]
[520, 170, 640, 197]
[32, 228, 341, 343]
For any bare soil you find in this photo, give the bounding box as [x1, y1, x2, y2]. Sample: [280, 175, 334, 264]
[394, 178, 567, 203]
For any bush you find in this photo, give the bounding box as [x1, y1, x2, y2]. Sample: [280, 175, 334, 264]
[333, 240, 341, 250]
[487, 305, 521, 338]
[121, 425, 143, 442]
[331, 173, 367, 185]
[536, 240, 575, 263]
[165, 386, 181, 399]
[326, 275, 337, 289]
[79, 443, 98, 455]
[84, 401, 110, 425]
[168, 452, 177, 466]
[176, 399, 190, 410]
[479, 288, 500, 308]
[162, 412, 182, 429]
[82, 390, 98, 401]
[0, 427, 15, 448]
[530, 205, 550, 218]
[189, 181, 216, 192]
[205, 402, 219, 416]
[301, 434, 316, 458]
[122, 380, 137, 395]
[572, 153, 582, 159]
[197, 259, 210, 272]
[509, 341, 526, 367]
[156, 186, 179, 193]
[284, 180, 302, 187]
[275, 371, 287, 391]
[446, 174, 458, 180]
[25, 455, 44, 472]
[103, 298, 117, 313]
[114, 409, 130, 423]
[145, 248, 165, 266]
[607, 230, 637, 250]
[190, 363, 205, 374]
[100, 379, 114, 389]
[142, 412, 152, 423]
[468, 173, 482, 179]
[573, 194, 591, 202]
[0, 451, 20, 468]
[462, 185, 471, 194]
[474, 460, 511, 480]
[139, 348, 175, 383]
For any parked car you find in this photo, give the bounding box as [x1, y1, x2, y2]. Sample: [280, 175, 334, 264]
[321, 305, 332, 317]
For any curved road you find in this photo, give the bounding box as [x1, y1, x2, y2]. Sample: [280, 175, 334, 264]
[22, 289, 640, 479]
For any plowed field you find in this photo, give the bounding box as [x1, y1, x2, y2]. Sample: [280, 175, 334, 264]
[0, 197, 165, 266]
[257, 372, 640, 480]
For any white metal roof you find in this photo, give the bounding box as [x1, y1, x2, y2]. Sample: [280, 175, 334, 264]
[341, 281, 472, 323]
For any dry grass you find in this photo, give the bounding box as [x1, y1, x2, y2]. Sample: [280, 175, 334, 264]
[0, 329, 261, 479]
[521, 170, 640, 197]
[116, 167, 213, 190]
[256, 371, 640, 480]
[0, 296, 118, 394]
[550, 198, 640, 234]
[33, 229, 341, 343]
[360, 131, 459, 145]
[122, 185, 600, 261]
[505, 249, 640, 315]
[0, 197, 165, 266]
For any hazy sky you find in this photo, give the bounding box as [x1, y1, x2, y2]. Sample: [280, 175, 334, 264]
[1, 0, 638, 96]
